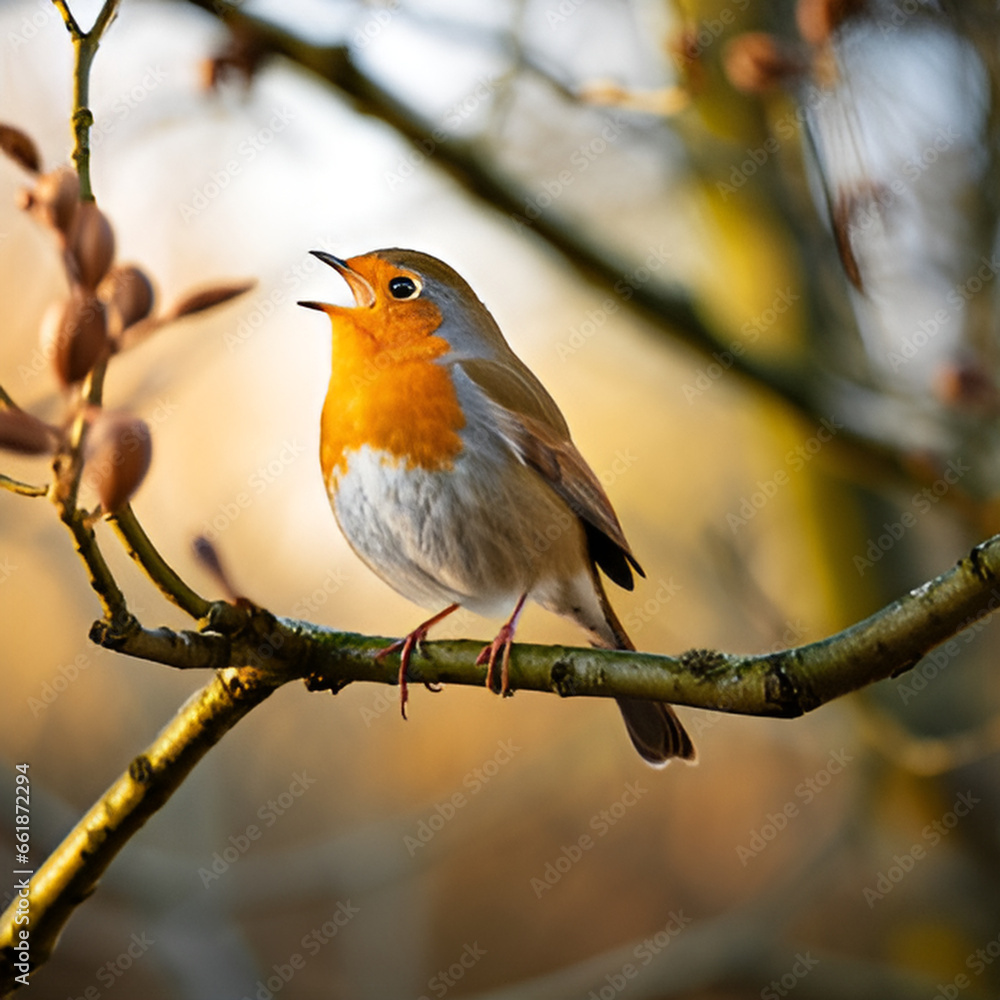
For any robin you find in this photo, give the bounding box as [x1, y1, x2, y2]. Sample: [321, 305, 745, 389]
[299, 248, 695, 766]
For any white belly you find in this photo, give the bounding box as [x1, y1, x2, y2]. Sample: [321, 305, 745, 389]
[327, 443, 587, 620]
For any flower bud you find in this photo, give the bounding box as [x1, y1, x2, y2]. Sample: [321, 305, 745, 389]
[166, 279, 256, 319]
[723, 34, 802, 93]
[934, 363, 999, 412]
[43, 290, 109, 386]
[27, 167, 80, 235]
[84, 412, 152, 513]
[0, 123, 40, 173]
[99, 264, 155, 335]
[0, 408, 57, 455]
[69, 200, 115, 289]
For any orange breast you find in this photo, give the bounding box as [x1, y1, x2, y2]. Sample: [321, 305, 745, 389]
[320, 308, 465, 483]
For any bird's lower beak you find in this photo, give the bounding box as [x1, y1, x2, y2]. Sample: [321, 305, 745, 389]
[297, 251, 376, 313]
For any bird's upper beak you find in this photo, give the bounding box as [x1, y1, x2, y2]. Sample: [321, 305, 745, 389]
[298, 251, 376, 313]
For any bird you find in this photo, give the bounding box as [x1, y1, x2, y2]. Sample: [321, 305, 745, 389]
[298, 248, 695, 766]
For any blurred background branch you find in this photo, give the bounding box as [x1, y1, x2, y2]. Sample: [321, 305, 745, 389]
[3, 1, 1000, 997]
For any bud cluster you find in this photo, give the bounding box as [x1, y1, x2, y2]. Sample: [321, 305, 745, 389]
[0, 123, 252, 513]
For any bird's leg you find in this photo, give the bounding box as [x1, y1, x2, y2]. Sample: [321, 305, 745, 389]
[476, 592, 528, 697]
[376, 603, 460, 718]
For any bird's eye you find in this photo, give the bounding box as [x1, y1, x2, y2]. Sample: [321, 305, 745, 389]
[388, 275, 420, 300]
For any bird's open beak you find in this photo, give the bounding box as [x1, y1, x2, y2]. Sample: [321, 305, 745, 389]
[297, 251, 376, 313]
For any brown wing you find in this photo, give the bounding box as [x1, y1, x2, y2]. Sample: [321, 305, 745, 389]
[457, 358, 644, 590]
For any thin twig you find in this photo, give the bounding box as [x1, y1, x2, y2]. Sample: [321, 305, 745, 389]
[59, 507, 130, 626]
[58, 358, 106, 511]
[54, 0, 121, 200]
[2, 532, 1000, 988]
[50, 0, 83, 38]
[108, 504, 212, 620]
[178, 0, 929, 490]
[0, 475, 47, 498]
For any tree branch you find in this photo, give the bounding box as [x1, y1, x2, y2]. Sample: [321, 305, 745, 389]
[0, 665, 277, 992]
[57, 506, 129, 626]
[84, 533, 1000, 719]
[0, 476, 46, 498]
[2, 532, 998, 990]
[179, 3, 807, 398]
[176, 0, 937, 491]
[55, 0, 121, 200]
[107, 504, 212, 619]
[4, 6, 998, 988]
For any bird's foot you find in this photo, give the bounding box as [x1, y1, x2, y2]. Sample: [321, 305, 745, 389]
[476, 593, 527, 697]
[376, 603, 459, 718]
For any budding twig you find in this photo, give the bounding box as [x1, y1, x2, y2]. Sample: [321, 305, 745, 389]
[53, 0, 121, 201]
[2, 530, 1000, 993]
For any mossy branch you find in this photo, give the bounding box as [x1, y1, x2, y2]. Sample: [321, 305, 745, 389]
[4, 3, 1000, 991]
[0, 666, 277, 988]
[2, 529, 1000, 992]
[87, 533, 1000, 718]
